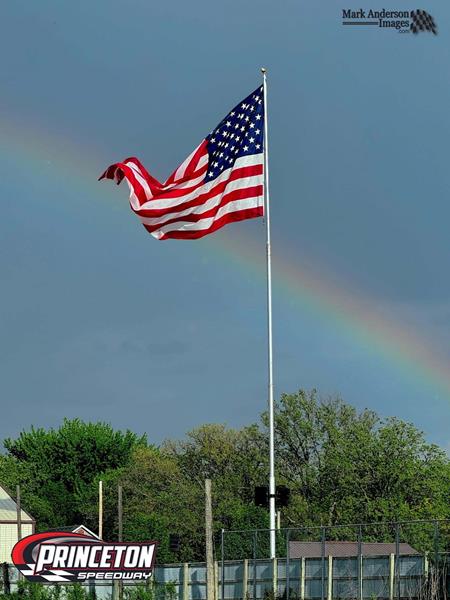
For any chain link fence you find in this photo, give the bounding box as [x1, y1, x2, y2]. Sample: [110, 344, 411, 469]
[0, 520, 448, 600]
[218, 520, 449, 600]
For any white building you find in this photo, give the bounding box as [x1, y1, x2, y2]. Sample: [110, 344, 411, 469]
[0, 484, 35, 563]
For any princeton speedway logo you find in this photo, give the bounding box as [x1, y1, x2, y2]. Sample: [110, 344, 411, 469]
[12, 532, 158, 583]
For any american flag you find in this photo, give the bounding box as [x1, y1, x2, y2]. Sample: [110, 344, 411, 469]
[99, 87, 265, 240]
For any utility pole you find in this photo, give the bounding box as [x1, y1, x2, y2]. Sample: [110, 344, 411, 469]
[16, 485, 22, 541]
[113, 485, 124, 600]
[118, 485, 123, 600]
[99, 480, 103, 539]
[205, 479, 215, 600]
[16, 485, 22, 581]
[118, 485, 123, 542]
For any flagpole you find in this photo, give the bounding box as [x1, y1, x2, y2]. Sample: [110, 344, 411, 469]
[261, 67, 276, 560]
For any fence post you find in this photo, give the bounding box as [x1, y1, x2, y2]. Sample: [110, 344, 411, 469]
[433, 521, 440, 598]
[221, 529, 225, 600]
[286, 529, 290, 600]
[300, 557, 305, 600]
[321, 527, 326, 600]
[243, 559, 248, 600]
[327, 555, 333, 600]
[395, 523, 400, 600]
[1, 563, 11, 596]
[433, 521, 439, 568]
[272, 557, 277, 596]
[389, 553, 395, 600]
[358, 524, 363, 600]
[215, 561, 221, 600]
[253, 531, 257, 600]
[205, 480, 215, 600]
[183, 562, 189, 600]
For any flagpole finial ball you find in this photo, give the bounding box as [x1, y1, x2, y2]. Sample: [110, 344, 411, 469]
[261, 67, 267, 74]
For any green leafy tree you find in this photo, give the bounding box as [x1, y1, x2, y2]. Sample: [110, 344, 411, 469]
[163, 424, 269, 559]
[83, 428, 269, 563]
[78, 445, 205, 563]
[0, 418, 146, 529]
[269, 390, 450, 533]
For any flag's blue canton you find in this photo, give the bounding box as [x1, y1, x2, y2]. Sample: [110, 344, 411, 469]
[205, 86, 264, 182]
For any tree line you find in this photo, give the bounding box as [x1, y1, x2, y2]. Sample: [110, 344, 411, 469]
[1, 390, 449, 563]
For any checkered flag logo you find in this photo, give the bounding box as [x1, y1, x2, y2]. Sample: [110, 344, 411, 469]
[410, 10, 437, 34]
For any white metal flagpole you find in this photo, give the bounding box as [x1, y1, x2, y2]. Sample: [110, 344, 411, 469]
[261, 67, 276, 560]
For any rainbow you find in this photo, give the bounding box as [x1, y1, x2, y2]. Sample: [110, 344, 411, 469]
[214, 232, 450, 399]
[2, 112, 449, 400]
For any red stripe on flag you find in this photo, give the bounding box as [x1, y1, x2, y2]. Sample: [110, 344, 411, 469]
[164, 140, 208, 186]
[134, 164, 263, 217]
[142, 185, 263, 232]
[152, 207, 264, 240]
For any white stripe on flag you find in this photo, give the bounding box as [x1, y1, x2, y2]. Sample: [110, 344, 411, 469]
[125, 161, 153, 199]
[139, 154, 263, 211]
[152, 197, 263, 238]
[139, 174, 263, 227]
[171, 141, 204, 182]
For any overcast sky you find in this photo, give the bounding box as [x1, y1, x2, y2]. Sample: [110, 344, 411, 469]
[1, 0, 449, 450]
